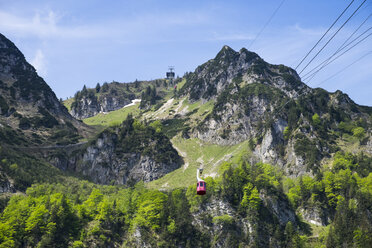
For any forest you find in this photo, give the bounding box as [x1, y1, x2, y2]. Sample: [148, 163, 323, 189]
[0, 151, 371, 247]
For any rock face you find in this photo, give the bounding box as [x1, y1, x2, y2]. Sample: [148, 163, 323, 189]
[49, 119, 183, 185]
[77, 132, 180, 184]
[259, 190, 296, 226]
[70, 93, 132, 119]
[180, 45, 308, 102]
[181, 46, 312, 152]
[0, 172, 15, 193]
[299, 207, 329, 226]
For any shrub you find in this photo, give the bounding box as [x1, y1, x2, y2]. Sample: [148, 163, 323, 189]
[352, 127, 365, 141]
[19, 117, 31, 130]
[312, 113, 321, 126]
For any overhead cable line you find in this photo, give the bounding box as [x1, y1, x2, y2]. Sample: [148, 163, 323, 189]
[247, 47, 370, 153]
[294, 0, 355, 70]
[301, 12, 372, 79]
[247, 0, 286, 49]
[253, 1, 368, 138]
[209, 0, 288, 165]
[298, 0, 367, 75]
[302, 25, 372, 81]
[315, 51, 372, 85]
[215, 1, 370, 163]
[303, 29, 372, 82]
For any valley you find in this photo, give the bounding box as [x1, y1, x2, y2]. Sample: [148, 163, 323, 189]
[0, 32, 371, 247]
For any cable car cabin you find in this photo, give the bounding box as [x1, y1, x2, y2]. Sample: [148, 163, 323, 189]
[196, 180, 206, 195]
[166, 71, 175, 79]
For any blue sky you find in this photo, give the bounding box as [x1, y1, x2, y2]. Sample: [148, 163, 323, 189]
[1, 0, 371, 106]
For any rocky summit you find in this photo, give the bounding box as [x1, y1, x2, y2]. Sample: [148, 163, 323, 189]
[0, 33, 371, 247]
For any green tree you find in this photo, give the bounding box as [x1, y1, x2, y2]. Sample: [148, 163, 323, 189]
[312, 113, 321, 126]
[149, 120, 162, 133]
[0, 222, 15, 247]
[80, 189, 104, 219]
[82, 85, 87, 94]
[101, 82, 109, 92]
[248, 187, 260, 211]
[283, 126, 290, 140]
[95, 83, 101, 93]
[134, 191, 167, 230]
[352, 127, 365, 142]
[25, 204, 49, 243]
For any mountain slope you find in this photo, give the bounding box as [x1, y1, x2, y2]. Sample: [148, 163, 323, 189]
[0, 33, 92, 146]
[0, 33, 97, 193]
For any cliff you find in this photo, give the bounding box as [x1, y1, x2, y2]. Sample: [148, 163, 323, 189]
[49, 116, 183, 185]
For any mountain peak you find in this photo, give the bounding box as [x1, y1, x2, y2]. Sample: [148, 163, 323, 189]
[0, 33, 38, 82]
[222, 45, 234, 51]
[0, 33, 17, 49]
[180, 45, 306, 101]
[215, 45, 238, 60]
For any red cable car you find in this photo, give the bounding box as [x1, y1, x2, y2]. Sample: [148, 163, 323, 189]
[196, 168, 206, 195]
[197, 180, 206, 195]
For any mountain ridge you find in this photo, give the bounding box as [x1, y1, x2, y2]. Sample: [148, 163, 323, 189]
[179, 45, 308, 103]
[65, 44, 371, 179]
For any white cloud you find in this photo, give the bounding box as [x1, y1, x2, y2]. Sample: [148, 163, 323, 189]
[293, 23, 325, 36]
[0, 10, 107, 39]
[31, 49, 47, 76]
[0, 8, 210, 42]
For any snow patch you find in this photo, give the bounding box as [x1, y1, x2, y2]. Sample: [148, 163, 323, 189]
[123, 99, 141, 108]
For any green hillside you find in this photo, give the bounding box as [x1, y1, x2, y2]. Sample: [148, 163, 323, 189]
[83, 103, 141, 126]
[147, 136, 250, 189]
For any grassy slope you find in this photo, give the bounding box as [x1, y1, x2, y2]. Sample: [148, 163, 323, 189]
[147, 136, 250, 189]
[144, 95, 248, 189]
[83, 103, 141, 126]
[142, 96, 214, 123]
